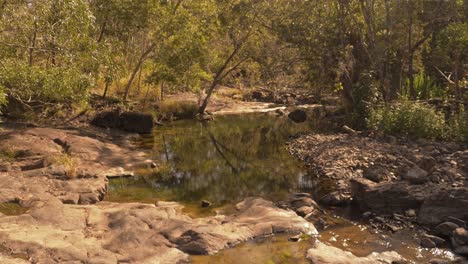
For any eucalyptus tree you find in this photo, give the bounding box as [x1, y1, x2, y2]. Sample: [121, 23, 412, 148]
[0, 0, 96, 109]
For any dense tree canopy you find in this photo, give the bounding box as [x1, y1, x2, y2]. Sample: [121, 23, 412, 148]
[0, 0, 466, 117]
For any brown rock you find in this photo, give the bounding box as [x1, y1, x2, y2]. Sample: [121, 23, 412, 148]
[420, 238, 436, 248]
[434, 222, 459, 237]
[452, 228, 468, 246]
[295, 206, 314, 217]
[291, 197, 317, 209]
[307, 242, 404, 264]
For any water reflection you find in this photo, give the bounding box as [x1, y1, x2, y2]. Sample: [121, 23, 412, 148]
[107, 113, 324, 207]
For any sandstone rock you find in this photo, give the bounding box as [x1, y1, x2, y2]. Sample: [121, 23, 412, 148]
[0, 163, 12, 172]
[402, 165, 428, 184]
[288, 109, 307, 123]
[423, 234, 446, 247]
[452, 228, 468, 246]
[454, 245, 468, 256]
[351, 178, 430, 213]
[307, 242, 404, 264]
[418, 187, 468, 226]
[447, 216, 466, 228]
[434, 222, 459, 237]
[429, 258, 451, 264]
[79, 192, 103, 205]
[418, 156, 437, 172]
[363, 165, 388, 183]
[405, 209, 417, 217]
[58, 193, 80, 204]
[0, 198, 317, 263]
[291, 197, 317, 209]
[319, 191, 351, 206]
[295, 206, 314, 217]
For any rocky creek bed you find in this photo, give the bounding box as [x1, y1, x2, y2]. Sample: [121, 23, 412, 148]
[289, 133, 468, 262]
[0, 113, 466, 263]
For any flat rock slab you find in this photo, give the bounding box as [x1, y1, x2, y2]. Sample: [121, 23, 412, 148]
[0, 197, 317, 263]
[0, 127, 149, 205]
[307, 242, 404, 264]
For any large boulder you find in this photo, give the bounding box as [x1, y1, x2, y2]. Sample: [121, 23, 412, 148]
[351, 178, 431, 214]
[418, 187, 468, 226]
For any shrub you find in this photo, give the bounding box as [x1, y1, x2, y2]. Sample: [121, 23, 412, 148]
[158, 100, 198, 120]
[402, 73, 445, 100]
[0, 87, 5, 114]
[368, 101, 446, 140]
[447, 104, 468, 144]
[0, 61, 92, 108]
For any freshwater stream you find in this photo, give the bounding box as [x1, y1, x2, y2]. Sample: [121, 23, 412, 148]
[105, 113, 456, 263]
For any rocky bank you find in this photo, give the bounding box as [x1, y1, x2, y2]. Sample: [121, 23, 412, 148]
[289, 133, 468, 260]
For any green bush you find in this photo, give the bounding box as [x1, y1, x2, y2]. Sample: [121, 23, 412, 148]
[402, 73, 445, 99]
[0, 61, 92, 106]
[158, 100, 198, 120]
[0, 87, 6, 114]
[368, 101, 446, 140]
[447, 104, 468, 144]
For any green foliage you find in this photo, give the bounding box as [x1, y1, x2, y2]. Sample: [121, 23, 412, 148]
[158, 100, 199, 120]
[402, 73, 445, 100]
[368, 101, 446, 140]
[0, 61, 91, 105]
[447, 104, 468, 144]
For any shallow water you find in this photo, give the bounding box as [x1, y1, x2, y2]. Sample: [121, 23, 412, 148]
[106, 113, 330, 214]
[0, 203, 28, 216]
[106, 113, 458, 263]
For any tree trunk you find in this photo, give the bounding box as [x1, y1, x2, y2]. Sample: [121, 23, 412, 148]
[123, 44, 154, 101]
[28, 20, 37, 66]
[407, 0, 416, 99]
[102, 80, 110, 99]
[160, 81, 164, 102]
[97, 21, 106, 43]
[454, 58, 460, 100]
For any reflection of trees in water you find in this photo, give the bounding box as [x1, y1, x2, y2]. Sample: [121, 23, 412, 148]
[129, 114, 317, 203]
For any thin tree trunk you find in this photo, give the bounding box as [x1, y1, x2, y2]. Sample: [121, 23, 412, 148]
[198, 47, 240, 114]
[102, 80, 110, 99]
[407, 0, 416, 99]
[123, 44, 154, 101]
[97, 21, 106, 43]
[136, 67, 143, 95]
[384, 0, 392, 100]
[160, 81, 164, 102]
[28, 19, 37, 66]
[454, 58, 460, 100]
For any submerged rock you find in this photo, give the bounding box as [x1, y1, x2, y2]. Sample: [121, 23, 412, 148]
[307, 242, 404, 264]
